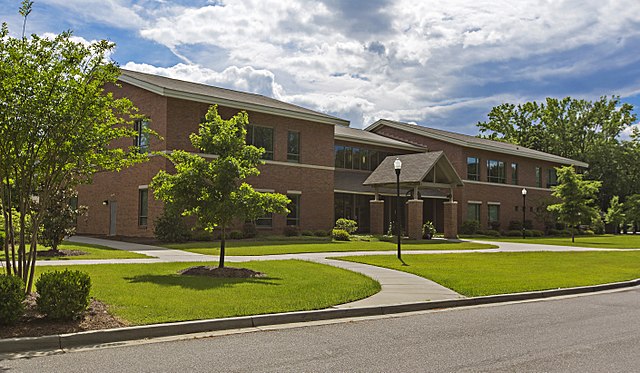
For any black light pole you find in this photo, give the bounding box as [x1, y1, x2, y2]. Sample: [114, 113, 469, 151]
[522, 188, 527, 239]
[394, 158, 402, 260]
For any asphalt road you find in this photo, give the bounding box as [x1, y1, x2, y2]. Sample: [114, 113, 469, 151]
[2, 288, 639, 372]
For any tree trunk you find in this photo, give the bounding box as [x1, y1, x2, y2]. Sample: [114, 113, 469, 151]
[219, 227, 226, 268]
[571, 229, 575, 243]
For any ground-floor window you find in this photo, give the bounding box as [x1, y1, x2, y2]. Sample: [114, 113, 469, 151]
[467, 203, 481, 222]
[138, 188, 148, 226]
[287, 194, 300, 226]
[256, 213, 273, 227]
[488, 204, 500, 226]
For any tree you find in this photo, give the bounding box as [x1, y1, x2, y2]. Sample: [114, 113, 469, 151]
[151, 105, 290, 268]
[547, 166, 602, 242]
[624, 194, 640, 234]
[40, 188, 87, 252]
[477, 96, 639, 209]
[0, 1, 148, 292]
[604, 196, 625, 234]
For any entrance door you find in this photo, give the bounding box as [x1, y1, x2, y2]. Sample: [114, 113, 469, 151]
[109, 201, 117, 236]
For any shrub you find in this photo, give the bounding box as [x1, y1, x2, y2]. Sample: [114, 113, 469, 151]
[477, 229, 500, 237]
[504, 230, 523, 237]
[36, 270, 91, 320]
[508, 220, 522, 231]
[228, 231, 243, 239]
[582, 229, 595, 236]
[154, 210, 191, 243]
[422, 221, 436, 239]
[332, 229, 350, 241]
[460, 220, 480, 235]
[283, 226, 300, 237]
[529, 229, 544, 237]
[242, 222, 257, 239]
[314, 229, 330, 237]
[191, 229, 215, 241]
[489, 221, 501, 231]
[524, 220, 534, 230]
[301, 230, 314, 236]
[334, 218, 358, 234]
[0, 275, 25, 325]
[379, 235, 395, 243]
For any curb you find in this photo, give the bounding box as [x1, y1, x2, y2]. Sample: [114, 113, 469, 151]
[2, 278, 638, 355]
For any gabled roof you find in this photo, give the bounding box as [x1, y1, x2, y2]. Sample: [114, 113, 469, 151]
[334, 126, 426, 151]
[363, 151, 464, 188]
[119, 69, 350, 126]
[366, 119, 589, 168]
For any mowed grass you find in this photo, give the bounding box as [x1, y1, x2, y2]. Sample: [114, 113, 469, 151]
[476, 234, 640, 249]
[36, 260, 380, 325]
[1, 241, 148, 261]
[164, 240, 496, 256]
[339, 251, 640, 297]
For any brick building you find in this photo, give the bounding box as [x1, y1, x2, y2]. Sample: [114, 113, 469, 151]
[76, 70, 587, 239]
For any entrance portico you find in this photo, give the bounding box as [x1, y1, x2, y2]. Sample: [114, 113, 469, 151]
[363, 151, 463, 239]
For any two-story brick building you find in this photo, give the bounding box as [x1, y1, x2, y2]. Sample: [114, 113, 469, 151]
[75, 70, 586, 239]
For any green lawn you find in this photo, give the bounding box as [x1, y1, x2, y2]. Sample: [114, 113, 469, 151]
[473, 234, 640, 249]
[164, 239, 496, 256]
[1, 241, 148, 261]
[339, 251, 640, 297]
[36, 260, 380, 325]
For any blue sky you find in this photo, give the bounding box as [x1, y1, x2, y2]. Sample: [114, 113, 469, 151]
[2, 0, 640, 136]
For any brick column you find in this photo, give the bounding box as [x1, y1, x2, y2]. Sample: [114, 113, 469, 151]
[406, 199, 424, 240]
[370, 200, 385, 235]
[444, 201, 458, 239]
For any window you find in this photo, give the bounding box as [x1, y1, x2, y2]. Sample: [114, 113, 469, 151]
[488, 204, 500, 223]
[360, 149, 370, 171]
[246, 125, 274, 160]
[547, 168, 558, 188]
[352, 147, 361, 169]
[287, 131, 300, 163]
[134, 120, 150, 153]
[467, 157, 480, 181]
[138, 188, 148, 226]
[344, 147, 353, 169]
[487, 160, 506, 183]
[535, 167, 542, 187]
[256, 213, 272, 227]
[335, 145, 345, 168]
[333, 146, 395, 170]
[511, 163, 518, 185]
[368, 150, 379, 171]
[467, 203, 480, 222]
[287, 194, 300, 226]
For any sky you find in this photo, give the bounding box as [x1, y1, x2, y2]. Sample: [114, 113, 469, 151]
[2, 0, 640, 136]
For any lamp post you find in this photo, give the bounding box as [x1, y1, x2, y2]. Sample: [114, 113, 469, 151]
[521, 188, 527, 239]
[394, 158, 402, 260]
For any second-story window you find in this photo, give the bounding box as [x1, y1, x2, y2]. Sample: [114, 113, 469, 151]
[134, 120, 150, 153]
[467, 157, 480, 180]
[548, 168, 558, 188]
[487, 160, 506, 183]
[287, 131, 300, 163]
[511, 163, 518, 185]
[535, 167, 542, 187]
[246, 125, 274, 160]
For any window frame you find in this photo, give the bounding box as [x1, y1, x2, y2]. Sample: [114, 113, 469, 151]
[487, 160, 506, 184]
[138, 187, 148, 226]
[286, 194, 300, 226]
[488, 204, 500, 224]
[467, 203, 481, 222]
[467, 157, 480, 181]
[511, 162, 518, 185]
[246, 124, 274, 160]
[287, 131, 300, 163]
[535, 167, 542, 187]
[134, 120, 150, 153]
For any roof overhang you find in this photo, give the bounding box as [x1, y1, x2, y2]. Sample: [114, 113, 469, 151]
[334, 132, 426, 152]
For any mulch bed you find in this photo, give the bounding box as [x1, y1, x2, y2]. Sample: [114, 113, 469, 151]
[37, 249, 87, 258]
[0, 294, 127, 339]
[179, 266, 266, 278]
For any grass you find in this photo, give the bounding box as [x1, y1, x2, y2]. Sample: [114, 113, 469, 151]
[36, 260, 380, 325]
[0, 241, 148, 261]
[164, 239, 497, 256]
[473, 234, 640, 249]
[338, 251, 640, 297]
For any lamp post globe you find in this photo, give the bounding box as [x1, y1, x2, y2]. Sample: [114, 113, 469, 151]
[394, 158, 402, 260]
[521, 188, 527, 239]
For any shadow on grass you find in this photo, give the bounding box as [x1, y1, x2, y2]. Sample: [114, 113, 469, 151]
[124, 274, 282, 290]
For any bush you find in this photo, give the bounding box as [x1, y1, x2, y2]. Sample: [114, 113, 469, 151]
[154, 210, 190, 243]
[228, 231, 243, 239]
[36, 270, 91, 320]
[422, 221, 436, 239]
[477, 229, 500, 237]
[332, 229, 350, 241]
[242, 222, 257, 239]
[508, 220, 522, 231]
[529, 229, 544, 237]
[379, 235, 395, 243]
[301, 230, 314, 236]
[504, 230, 523, 237]
[489, 221, 501, 231]
[191, 229, 215, 241]
[313, 229, 330, 237]
[0, 275, 25, 325]
[335, 218, 358, 234]
[524, 220, 534, 230]
[283, 226, 300, 237]
[582, 229, 595, 236]
[460, 220, 480, 235]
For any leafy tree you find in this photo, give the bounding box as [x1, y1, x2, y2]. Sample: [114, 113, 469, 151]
[40, 189, 87, 252]
[477, 96, 638, 208]
[0, 1, 147, 292]
[624, 194, 640, 234]
[604, 196, 625, 234]
[151, 105, 290, 268]
[547, 166, 602, 242]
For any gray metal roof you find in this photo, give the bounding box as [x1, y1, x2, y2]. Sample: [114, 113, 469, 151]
[119, 69, 350, 126]
[363, 151, 463, 187]
[334, 169, 449, 198]
[334, 126, 425, 151]
[366, 119, 589, 168]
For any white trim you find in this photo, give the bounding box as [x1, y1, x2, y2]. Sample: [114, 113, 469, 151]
[333, 190, 450, 199]
[287, 190, 302, 195]
[154, 151, 334, 171]
[487, 202, 501, 205]
[463, 179, 552, 192]
[334, 134, 426, 152]
[467, 200, 483, 204]
[255, 188, 275, 193]
[138, 185, 149, 189]
[119, 75, 350, 127]
[366, 120, 589, 168]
